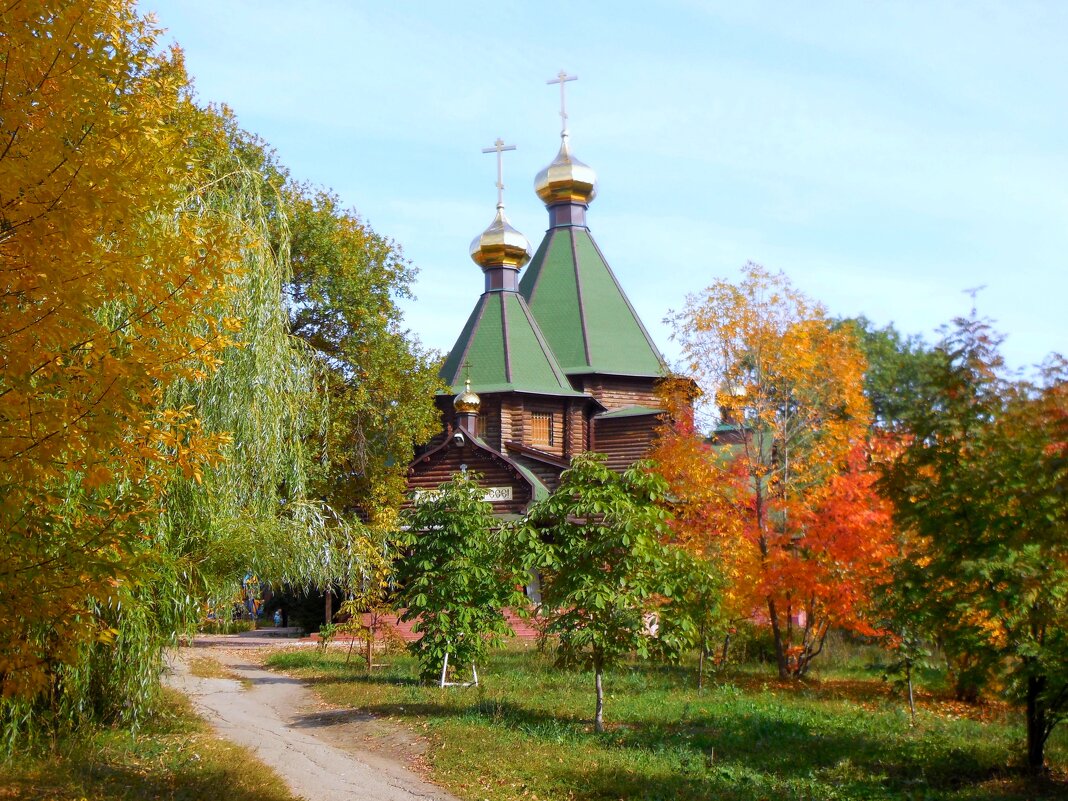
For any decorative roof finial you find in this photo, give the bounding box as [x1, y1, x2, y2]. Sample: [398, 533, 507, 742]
[547, 70, 578, 138]
[471, 138, 532, 269]
[535, 71, 597, 208]
[481, 137, 516, 210]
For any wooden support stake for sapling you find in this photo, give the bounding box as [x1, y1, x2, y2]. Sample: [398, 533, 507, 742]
[906, 658, 916, 726]
[440, 651, 449, 689]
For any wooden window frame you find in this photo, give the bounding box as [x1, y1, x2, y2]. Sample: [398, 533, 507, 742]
[530, 411, 554, 448]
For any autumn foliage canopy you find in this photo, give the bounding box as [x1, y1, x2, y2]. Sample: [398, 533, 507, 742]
[0, 1, 239, 697]
[653, 265, 894, 677]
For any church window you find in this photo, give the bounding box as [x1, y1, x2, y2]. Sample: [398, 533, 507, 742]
[531, 412, 554, 447]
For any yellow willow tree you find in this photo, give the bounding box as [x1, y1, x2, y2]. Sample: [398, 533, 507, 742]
[0, 2, 237, 700]
[670, 264, 873, 678]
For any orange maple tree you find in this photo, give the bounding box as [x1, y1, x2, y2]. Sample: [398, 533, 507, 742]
[651, 377, 760, 627]
[765, 443, 895, 673]
[657, 265, 893, 677]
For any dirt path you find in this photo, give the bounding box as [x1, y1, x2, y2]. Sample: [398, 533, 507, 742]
[165, 634, 457, 801]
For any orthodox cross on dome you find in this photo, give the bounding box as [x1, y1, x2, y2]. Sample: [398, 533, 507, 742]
[481, 137, 516, 209]
[547, 70, 578, 136]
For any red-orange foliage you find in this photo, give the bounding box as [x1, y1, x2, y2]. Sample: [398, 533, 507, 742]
[768, 444, 895, 655]
[657, 266, 895, 677]
[650, 378, 760, 623]
[654, 419, 894, 675]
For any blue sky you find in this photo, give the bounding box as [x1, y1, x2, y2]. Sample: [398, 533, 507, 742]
[143, 1, 1067, 374]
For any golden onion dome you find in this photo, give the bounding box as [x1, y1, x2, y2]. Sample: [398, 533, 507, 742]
[453, 378, 481, 414]
[469, 205, 532, 269]
[534, 134, 598, 206]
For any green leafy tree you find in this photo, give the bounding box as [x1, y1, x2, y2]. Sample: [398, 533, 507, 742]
[836, 317, 941, 431]
[653, 550, 724, 691]
[837, 319, 946, 721]
[285, 188, 442, 526]
[521, 455, 675, 732]
[882, 312, 1068, 772]
[397, 474, 528, 684]
[172, 118, 440, 627]
[282, 186, 442, 624]
[336, 531, 396, 672]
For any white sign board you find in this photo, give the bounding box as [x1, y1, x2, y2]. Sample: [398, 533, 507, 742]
[412, 486, 513, 503]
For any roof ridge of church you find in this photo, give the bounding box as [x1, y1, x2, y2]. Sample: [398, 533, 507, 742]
[515, 285, 576, 389]
[568, 228, 593, 366]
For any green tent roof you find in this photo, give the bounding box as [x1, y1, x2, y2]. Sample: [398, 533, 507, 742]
[519, 227, 667, 378]
[440, 290, 584, 397]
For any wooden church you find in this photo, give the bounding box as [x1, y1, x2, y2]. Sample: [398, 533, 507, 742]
[407, 77, 670, 516]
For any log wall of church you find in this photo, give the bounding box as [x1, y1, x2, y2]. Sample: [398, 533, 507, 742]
[406, 443, 531, 516]
[565, 400, 587, 457]
[521, 396, 567, 457]
[573, 375, 661, 411]
[477, 395, 502, 449]
[504, 399, 522, 445]
[592, 415, 661, 472]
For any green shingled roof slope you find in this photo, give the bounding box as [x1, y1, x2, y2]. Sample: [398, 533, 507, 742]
[440, 291, 584, 397]
[519, 227, 666, 377]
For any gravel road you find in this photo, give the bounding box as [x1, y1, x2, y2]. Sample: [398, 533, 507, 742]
[165, 634, 457, 801]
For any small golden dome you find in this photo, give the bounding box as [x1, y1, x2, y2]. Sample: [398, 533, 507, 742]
[469, 205, 532, 269]
[534, 134, 598, 206]
[453, 378, 481, 414]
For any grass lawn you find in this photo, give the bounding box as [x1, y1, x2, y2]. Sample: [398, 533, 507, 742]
[0, 689, 297, 801]
[266, 644, 1068, 801]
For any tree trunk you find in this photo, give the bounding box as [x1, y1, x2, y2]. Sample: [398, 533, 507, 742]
[794, 620, 827, 679]
[1026, 672, 1048, 774]
[345, 635, 355, 663]
[697, 622, 706, 692]
[364, 610, 374, 673]
[720, 630, 732, 666]
[324, 590, 333, 626]
[767, 598, 789, 679]
[594, 657, 605, 733]
[906, 659, 916, 726]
